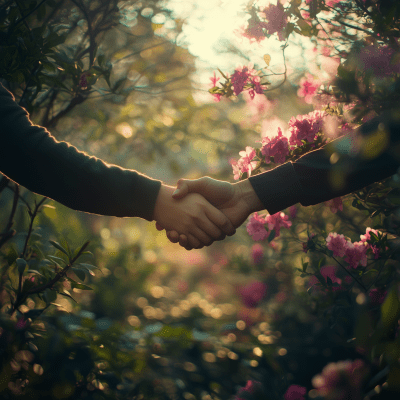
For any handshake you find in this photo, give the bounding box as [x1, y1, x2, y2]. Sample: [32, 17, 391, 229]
[152, 177, 264, 250]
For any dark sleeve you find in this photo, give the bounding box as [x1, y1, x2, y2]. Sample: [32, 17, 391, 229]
[0, 83, 161, 220]
[249, 110, 400, 215]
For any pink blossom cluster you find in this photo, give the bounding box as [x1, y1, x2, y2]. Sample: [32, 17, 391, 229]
[297, 73, 320, 104]
[369, 287, 387, 305]
[260, 3, 288, 42]
[284, 384, 306, 400]
[231, 63, 264, 99]
[247, 211, 292, 241]
[235, 380, 265, 400]
[239, 12, 268, 43]
[324, 197, 343, 213]
[260, 127, 290, 165]
[326, 227, 381, 269]
[312, 359, 367, 400]
[288, 110, 325, 148]
[358, 44, 400, 78]
[308, 265, 349, 291]
[238, 280, 267, 308]
[230, 146, 257, 180]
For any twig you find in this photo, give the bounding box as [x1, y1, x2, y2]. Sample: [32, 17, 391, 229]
[21, 198, 47, 259]
[9, 241, 90, 314]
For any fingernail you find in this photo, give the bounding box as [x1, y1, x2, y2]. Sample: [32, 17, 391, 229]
[172, 189, 180, 196]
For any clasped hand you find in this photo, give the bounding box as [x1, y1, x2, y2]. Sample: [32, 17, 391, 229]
[154, 178, 264, 250]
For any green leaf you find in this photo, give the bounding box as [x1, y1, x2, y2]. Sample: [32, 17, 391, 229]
[16, 258, 27, 274]
[49, 240, 69, 257]
[267, 229, 276, 243]
[58, 289, 77, 303]
[97, 54, 105, 67]
[72, 267, 86, 282]
[73, 282, 93, 290]
[77, 263, 101, 271]
[7, 246, 19, 266]
[67, 278, 93, 290]
[47, 255, 67, 265]
[27, 269, 45, 278]
[317, 257, 325, 270]
[43, 288, 57, 304]
[381, 287, 400, 329]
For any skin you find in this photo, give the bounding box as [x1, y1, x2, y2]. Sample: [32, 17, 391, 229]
[152, 183, 236, 249]
[156, 178, 264, 250]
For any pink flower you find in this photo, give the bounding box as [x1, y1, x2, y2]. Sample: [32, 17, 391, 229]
[369, 288, 387, 306]
[312, 359, 368, 400]
[309, 265, 345, 291]
[325, 0, 342, 6]
[235, 380, 265, 400]
[230, 158, 242, 181]
[239, 281, 267, 308]
[261, 3, 288, 41]
[284, 384, 307, 400]
[289, 110, 325, 148]
[326, 233, 348, 258]
[265, 211, 292, 237]
[210, 71, 222, 102]
[238, 146, 257, 177]
[231, 65, 252, 96]
[289, 205, 298, 219]
[260, 127, 290, 164]
[15, 318, 28, 331]
[360, 227, 379, 243]
[344, 241, 368, 269]
[210, 71, 219, 87]
[251, 244, 264, 264]
[247, 213, 268, 241]
[241, 12, 268, 43]
[230, 147, 257, 180]
[358, 44, 400, 78]
[79, 73, 88, 89]
[297, 73, 320, 104]
[231, 64, 264, 98]
[370, 245, 380, 259]
[325, 197, 343, 213]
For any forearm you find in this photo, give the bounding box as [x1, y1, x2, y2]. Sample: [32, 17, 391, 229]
[0, 84, 161, 219]
[249, 110, 400, 215]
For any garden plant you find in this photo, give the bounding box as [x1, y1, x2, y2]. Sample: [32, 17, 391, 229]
[1, 0, 400, 399]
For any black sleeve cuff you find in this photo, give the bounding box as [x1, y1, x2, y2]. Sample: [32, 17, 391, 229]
[248, 162, 304, 215]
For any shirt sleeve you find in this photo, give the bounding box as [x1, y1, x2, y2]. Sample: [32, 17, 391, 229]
[0, 83, 161, 220]
[249, 110, 400, 215]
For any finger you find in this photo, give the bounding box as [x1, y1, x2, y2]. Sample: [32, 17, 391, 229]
[202, 207, 236, 237]
[189, 224, 218, 246]
[178, 234, 189, 248]
[185, 233, 203, 250]
[166, 231, 180, 243]
[155, 222, 164, 231]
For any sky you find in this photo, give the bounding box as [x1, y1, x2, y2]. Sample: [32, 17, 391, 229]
[166, 0, 311, 102]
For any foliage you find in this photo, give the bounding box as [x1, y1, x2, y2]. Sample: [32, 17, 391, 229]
[2, 0, 400, 399]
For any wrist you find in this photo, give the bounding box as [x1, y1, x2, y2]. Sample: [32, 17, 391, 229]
[152, 183, 174, 221]
[234, 179, 264, 214]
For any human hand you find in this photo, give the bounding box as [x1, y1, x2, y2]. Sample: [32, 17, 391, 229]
[156, 177, 264, 249]
[152, 184, 236, 249]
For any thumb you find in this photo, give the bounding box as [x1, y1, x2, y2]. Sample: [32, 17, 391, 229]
[172, 179, 191, 199]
